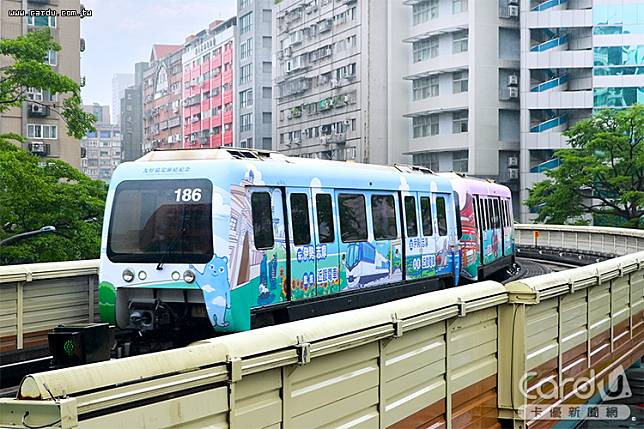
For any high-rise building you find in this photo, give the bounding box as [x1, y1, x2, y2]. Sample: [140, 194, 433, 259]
[120, 62, 147, 161]
[519, 0, 644, 222]
[0, 0, 83, 167]
[111, 73, 134, 126]
[83, 103, 111, 124]
[80, 122, 121, 182]
[272, 0, 400, 164]
[401, 0, 521, 212]
[142, 44, 184, 152]
[236, 0, 274, 150]
[182, 18, 236, 148]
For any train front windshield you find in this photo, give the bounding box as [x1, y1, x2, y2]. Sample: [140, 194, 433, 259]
[107, 179, 213, 263]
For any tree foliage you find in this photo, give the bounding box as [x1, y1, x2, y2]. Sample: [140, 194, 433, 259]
[527, 104, 644, 228]
[0, 29, 95, 140]
[0, 141, 107, 264]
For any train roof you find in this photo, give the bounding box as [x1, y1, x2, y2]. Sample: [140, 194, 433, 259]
[437, 172, 511, 197]
[115, 148, 456, 193]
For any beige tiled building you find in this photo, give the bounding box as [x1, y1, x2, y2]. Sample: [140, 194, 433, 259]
[0, 0, 82, 167]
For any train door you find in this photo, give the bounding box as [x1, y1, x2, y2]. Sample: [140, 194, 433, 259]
[312, 189, 341, 295]
[504, 199, 515, 256]
[335, 190, 370, 291]
[367, 192, 403, 285]
[418, 193, 437, 279]
[402, 192, 422, 281]
[433, 193, 452, 277]
[501, 199, 512, 257]
[480, 196, 493, 265]
[473, 195, 483, 268]
[286, 188, 317, 301]
[491, 198, 502, 261]
[249, 187, 288, 308]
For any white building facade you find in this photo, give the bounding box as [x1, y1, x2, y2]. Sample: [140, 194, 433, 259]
[519, 0, 644, 221]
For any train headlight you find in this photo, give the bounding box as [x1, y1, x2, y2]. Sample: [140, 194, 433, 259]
[138, 271, 147, 281]
[171, 271, 181, 281]
[183, 270, 195, 283]
[122, 269, 134, 283]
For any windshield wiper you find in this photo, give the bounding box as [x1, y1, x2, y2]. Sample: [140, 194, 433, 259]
[156, 227, 185, 270]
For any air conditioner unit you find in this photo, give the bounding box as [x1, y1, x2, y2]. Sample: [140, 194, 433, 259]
[508, 87, 519, 98]
[343, 119, 351, 126]
[508, 168, 519, 179]
[29, 142, 46, 154]
[508, 5, 519, 17]
[508, 74, 518, 86]
[30, 104, 44, 113]
[508, 0, 518, 5]
[508, 156, 519, 167]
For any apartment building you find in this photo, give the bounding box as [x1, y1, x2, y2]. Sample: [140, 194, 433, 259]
[401, 0, 521, 213]
[236, 0, 275, 150]
[519, 0, 644, 221]
[272, 0, 401, 164]
[0, 0, 83, 167]
[142, 44, 183, 152]
[83, 103, 110, 123]
[120, 62, 147, 161]
[80, 122, 121, 182]
[111, 73, 134, 126]
[182, 18, 236, 149]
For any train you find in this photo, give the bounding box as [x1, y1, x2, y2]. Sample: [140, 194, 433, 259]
[98, 148, 515, 336]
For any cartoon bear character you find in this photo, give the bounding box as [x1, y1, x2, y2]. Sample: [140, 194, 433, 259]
[190, 255, 231, 328]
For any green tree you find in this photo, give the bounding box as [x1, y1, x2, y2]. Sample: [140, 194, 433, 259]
[0, 141, 107, 264]
[0, 29, 95, 140]
[527, 104, 644, 228]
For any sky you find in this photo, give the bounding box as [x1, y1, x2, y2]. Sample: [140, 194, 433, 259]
[80, 0, 236, 111]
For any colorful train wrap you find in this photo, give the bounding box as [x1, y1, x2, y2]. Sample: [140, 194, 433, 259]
[99, 149, 514, 334]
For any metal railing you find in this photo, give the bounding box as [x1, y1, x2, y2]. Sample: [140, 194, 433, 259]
[0, 260, 99, 353]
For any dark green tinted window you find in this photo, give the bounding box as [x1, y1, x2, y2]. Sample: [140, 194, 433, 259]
[251, 192, 274, 250]
[316, 194, 335, 244]
[404, 196, 418, 237]
[338, 194, 367, 242]
[371, 195, 397, 240]
[290, 193, 311, 246]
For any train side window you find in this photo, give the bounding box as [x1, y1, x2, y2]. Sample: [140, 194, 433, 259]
[436, 196, 448, 236]
[404, 196, 418, 237]
[492, 199, 500, 229]
[316, 194, 335, 244]
[487, 199, 493, 230]
[420, 196, 433, 237]
[371, 195, 397, 240]
[453, 193, 463, 239]
[290, 193, 311, 246]
[500, 199, 507, 228]
[507, 200, 513, 226]
[338, 194, 368, 242]
[251, 192, 274, 250]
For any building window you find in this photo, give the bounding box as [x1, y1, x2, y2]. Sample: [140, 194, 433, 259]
[452, 111, 468, 133]
[453, 30, 468, 53]
[413, 114, 439, 138]
[240, 0, 252, 8]
[262, 87, 272, 99]
[262, 112, 272, 124]
[452, 71, 468, 93]
[27, 124, 58, 139]
[240, 64, 252, 84]
[240, 39, 253, 60]
[44, 50, 57, 66]
[413, 36, 439, 63]
[412, 76, 439, 100]
[412, 152, 439, 171]
[240, 113, 252, 132]
[452, 0, 467, 14]
[240, 12, 253, 34]
[452, 150, 468, 172]
[27, 88, 43, 101]
[27, 15, 56, 28]
[240, 89, 253, 108]
[413, 0, 439, 25]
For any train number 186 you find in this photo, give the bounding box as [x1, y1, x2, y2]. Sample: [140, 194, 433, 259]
[174, 188, 202, 202]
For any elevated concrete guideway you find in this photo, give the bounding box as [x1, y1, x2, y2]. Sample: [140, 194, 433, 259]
[0, 225, 642, 428]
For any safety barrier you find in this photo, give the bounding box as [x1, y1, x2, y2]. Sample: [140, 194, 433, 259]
[0, 226, 642, 428]
[0, 260, 99, 354]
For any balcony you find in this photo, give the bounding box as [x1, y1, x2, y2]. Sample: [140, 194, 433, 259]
[405, 53, 468, 80]
[407, 132, 468, 155]
[404, 13, 468, 43]
[405, 92, 469, 118]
